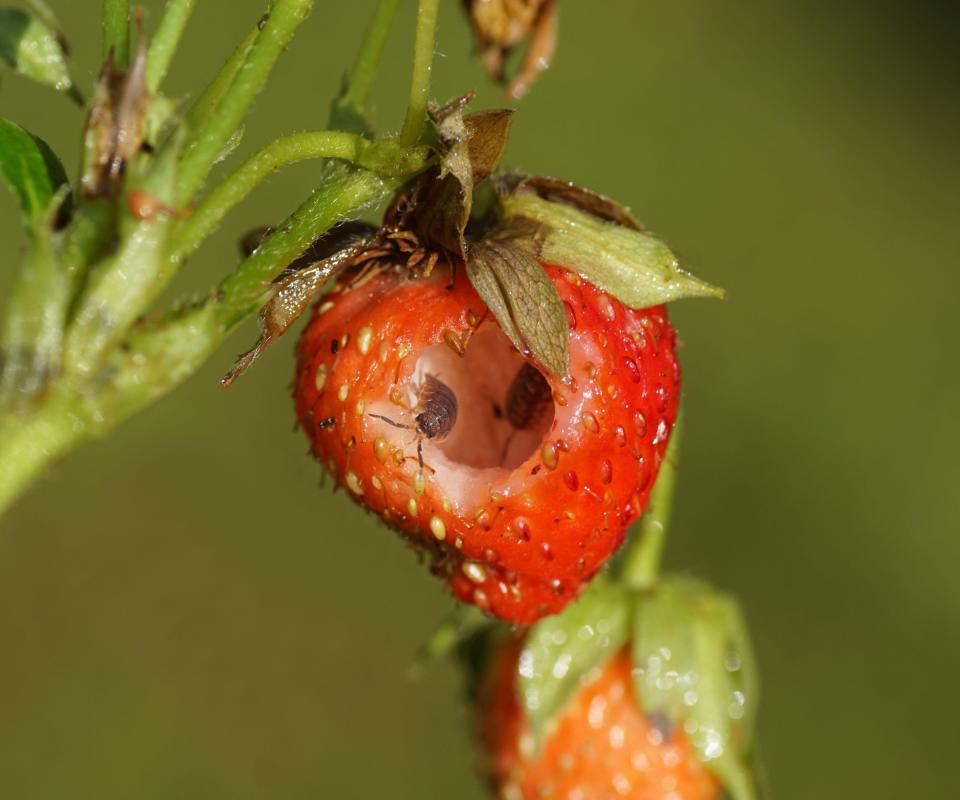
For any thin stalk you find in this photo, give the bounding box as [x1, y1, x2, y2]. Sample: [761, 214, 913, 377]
[621, 414, 684, 589]
[146, 0, 197, 92]
[398, 0, 440, 146]
[102, 0, 131, 69]
[330, 0, 402, 131]
[170, 132, 430, 264]
[183, 26, 259, 134]
[175, 0, 314, 205]
[213, 165, 393, 329]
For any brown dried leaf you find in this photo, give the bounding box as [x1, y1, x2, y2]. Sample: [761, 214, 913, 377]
[466, 239, 569, 377]
[81, 32, 150, 197]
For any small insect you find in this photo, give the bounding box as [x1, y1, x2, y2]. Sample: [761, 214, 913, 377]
[505, 362, 552, 430]
[316, 416, 336, 430]
[370, 374, 458, 467]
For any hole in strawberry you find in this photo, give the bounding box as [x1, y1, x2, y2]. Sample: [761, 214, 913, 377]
[413, 324, 555, 470]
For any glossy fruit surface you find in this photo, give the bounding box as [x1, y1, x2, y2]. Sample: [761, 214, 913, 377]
[294, 263, 679, 623]
[478, 641, 720, 800]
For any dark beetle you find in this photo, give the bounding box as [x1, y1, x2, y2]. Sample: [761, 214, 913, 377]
[505, 362, 551, 430]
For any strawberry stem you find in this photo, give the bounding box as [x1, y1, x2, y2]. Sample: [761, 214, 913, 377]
[399, 0, 440, 146]
[145, 0, 197, 93]
[102, 0, 130, 69]
[620, 413, 683, 590]
[330, 0, 403, 132]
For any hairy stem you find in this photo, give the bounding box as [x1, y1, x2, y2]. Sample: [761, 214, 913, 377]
[621, 414, 683, 589]
[102, 0, 131, 68]
[399, 0, 440, 146]
[173, 131, 364, 264]
[175, 0, 314, 205]
[330, 0, 402, 131]
[183, 26, 259, 134]
[146, 0, 197, 92]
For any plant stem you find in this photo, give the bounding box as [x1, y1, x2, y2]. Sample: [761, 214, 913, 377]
[212, 165, 393, 329]
[146, 0, 197, 92]
[102, 0, 131, 69]
[621, 414, 683, 589]
[171, 132, 430, 265]
[330, 0, 402, 131]
[175, 0, 314, 205]
[183, 26, 259, 134]
[399, 0, 440, 146]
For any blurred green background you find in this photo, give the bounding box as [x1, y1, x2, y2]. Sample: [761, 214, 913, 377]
[1, 1, 958, 797]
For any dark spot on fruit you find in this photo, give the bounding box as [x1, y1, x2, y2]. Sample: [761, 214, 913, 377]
[330, 339, 339, 354]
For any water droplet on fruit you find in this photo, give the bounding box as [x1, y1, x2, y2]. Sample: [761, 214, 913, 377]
[652, 418, 669, 445]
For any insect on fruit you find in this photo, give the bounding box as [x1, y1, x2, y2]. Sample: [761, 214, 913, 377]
[504, 362, 551, 430]
[369, 373, 458, 468]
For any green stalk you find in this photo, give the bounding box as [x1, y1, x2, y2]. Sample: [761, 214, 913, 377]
[329, 0, 402, 131]
[102, 0, 131, 68]
[146, 0, 197, 92]
[621, 413, 683, 589]
[212, 165, 393, 329]
[170, 131, 430, 264]
[175, 0, 314, 205]
[398, 0, 440, 146]
[183, 26, 259, 134]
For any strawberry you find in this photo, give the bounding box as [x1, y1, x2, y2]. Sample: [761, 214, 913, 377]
[293, 261, 680, 624]
[478, 639, 721, 800]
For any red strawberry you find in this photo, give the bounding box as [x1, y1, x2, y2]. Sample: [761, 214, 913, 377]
[293, 262, 679, 624]
[478, 640, 720, 800]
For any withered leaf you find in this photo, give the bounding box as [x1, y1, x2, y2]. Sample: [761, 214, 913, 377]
[495, 172, 644, 230]
[466, 239, 569, 378]
[221, 227, 377, 387]
[81, 34, 150, 198]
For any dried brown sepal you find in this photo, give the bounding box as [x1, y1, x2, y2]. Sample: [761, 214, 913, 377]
[81, 21, 150, 198]
[466, 239, 569, 378]
[494, 172, 644, 231]
[463, 0, 557, 99]
[220, 223, 379, 387]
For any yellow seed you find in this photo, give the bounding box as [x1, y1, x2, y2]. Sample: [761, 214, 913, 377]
[345, 471, 363, 495]
[442, 497, 452, 513]
[541, 442, 559, 470]
[355, 399, 365, 416]
[340, 333, 350, 349]
[371, 475, 383, 490]
[379, 342, 389, 364]
[407, 498, 418, 517]
[314, 363, 328, 391]
[373, 437, 389, 463]
[397, 342, 412, 360]
[413, 471, 426, 496]
[429, 516, 446, 541]
[582, 413, 599, 434]
[357, 326, 374, 355]
[338, 383, 349, 402]
[318, 300, 334, 314]
[455, 536, 463, 548]
[462, 561, 487, 584]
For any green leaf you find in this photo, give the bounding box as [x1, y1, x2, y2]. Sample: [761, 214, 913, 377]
[0, 117, 69, 223]
[518, 578, 630, 745]
[466, 239, 569, 377]
[632, 577, 759, 800]
[0, 7, 77, 98]
[499, 188, 725, 308]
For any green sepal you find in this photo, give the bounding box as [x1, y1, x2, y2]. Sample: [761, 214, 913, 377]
[518, 577, 630, 747]
[632, 576, 759, 800]
[498, 185, 725, 308]
[0, 117, 69, 227]
[0, 7, 77, 100]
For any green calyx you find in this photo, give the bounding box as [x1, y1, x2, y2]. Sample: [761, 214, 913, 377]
[517, 574, 761, 800]
[495, 177, 726, 309]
